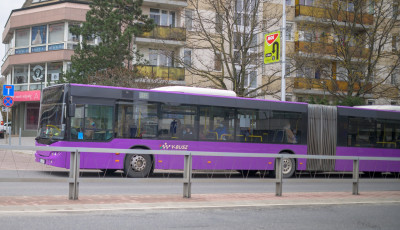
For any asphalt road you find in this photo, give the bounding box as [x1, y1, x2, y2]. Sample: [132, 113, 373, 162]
[0, 203, 399, 230]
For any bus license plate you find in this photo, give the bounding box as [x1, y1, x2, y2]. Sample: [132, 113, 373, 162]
[40, 159, 46, 164]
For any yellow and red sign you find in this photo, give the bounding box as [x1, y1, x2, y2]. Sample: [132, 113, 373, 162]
[264, 31, 281, 64]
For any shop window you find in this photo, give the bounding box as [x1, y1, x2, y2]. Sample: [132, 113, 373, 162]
[26, 103, 40, 130]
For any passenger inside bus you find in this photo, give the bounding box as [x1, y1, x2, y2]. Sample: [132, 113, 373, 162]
[284, 122, 297, 144]
[182, 126, 194, 140]
[215, 123, 228, 140]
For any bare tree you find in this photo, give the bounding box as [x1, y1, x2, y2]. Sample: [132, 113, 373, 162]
[293, 0, 400, 103]
[86, 67, 171, 89]
[177, 0, 285, 98]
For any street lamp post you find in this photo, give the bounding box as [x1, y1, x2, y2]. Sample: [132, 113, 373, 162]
[281, 0, 287, 101]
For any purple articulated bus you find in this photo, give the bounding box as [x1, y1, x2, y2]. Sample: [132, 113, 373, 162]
[35, 84, 400, 178]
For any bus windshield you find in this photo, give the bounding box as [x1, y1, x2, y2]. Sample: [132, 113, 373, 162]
[37, 85, 66, 140]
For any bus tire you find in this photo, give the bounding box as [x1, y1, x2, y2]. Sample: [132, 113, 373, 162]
[282, 158, 296, 178]
[124, 154, 152, 178]
[274, 155, 296, 178]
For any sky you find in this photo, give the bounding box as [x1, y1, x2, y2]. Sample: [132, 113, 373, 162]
[1, 0, 25, 68]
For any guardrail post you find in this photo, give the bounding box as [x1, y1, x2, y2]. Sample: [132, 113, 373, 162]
[183, 153, 192, 198]
[352, 159, 359, 195]
[69, 149, 80, 200]
[275, 156, 283, 196]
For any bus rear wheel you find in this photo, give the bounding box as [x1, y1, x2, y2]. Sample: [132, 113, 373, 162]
[273, 157, 295, 178]
[282, 158, 296, 178]
[124, 154, 152, 178]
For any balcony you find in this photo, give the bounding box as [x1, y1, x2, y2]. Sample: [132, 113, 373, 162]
[137, 26, 186, 42]
[295, 41, 370, 59]
[135, 65, 185, 81]
[294, 77, 372, 92]
[295, 4, 373, 25]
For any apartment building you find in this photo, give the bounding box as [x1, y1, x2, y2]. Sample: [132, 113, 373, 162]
[283, 0, 400, 105]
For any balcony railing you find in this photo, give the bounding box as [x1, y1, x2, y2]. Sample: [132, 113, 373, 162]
[295, 41, 370, 59]
[295, 4, 373, 25]
[135, 65, 185, 81]
[138, 26, 186, 41]
[294, 77, 372, 92]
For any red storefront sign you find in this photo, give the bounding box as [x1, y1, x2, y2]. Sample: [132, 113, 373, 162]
[13, 90, 41, 102]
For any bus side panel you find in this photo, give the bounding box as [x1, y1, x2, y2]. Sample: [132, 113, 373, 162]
[154, 141, 307, 171]
[336, 146, 400, 172]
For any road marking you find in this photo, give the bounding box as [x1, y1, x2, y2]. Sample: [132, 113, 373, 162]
[0, 200, 399, 214]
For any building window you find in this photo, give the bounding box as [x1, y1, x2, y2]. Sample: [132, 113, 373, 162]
[149, 49, 174, 67]
[48, 62, 63, 82]
[235, 0, 257, 27]
[393, 1, 399, 19]
[14, 65, 29, 84]
[49, 23, 64, 44]
[214, 52, 222, 71]
[68, 22, 80, 42]
[285, 60, 291, 77]
[15, 29, 30, 48]
[393, 34, 399, 52]
[150, 9, 161, 25]
[31, 25, 47, 45]
[368, 0, 375, 14]
[150, 9, 176, 27]
[184, 49, 192, 67]
[245, 71, 257, 88]
[299, 0, 314, 6]
[391, 70, 399, 85]
[286, 23, 293, 41]
[215, 13, 223, 33]
[30, 63, 45, 90]
[185, 10, 193, 30]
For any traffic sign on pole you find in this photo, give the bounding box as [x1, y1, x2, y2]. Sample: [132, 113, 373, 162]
[3, 96, 14, 107]
[3, 85, 14, 97]
[264, 31, 281, 64]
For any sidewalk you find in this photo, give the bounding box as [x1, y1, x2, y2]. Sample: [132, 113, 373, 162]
[1, 136, 36, 155]
[0, 191, 399, 213]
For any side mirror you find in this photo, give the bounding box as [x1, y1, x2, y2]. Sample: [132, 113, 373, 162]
[68, 103, 76, 117]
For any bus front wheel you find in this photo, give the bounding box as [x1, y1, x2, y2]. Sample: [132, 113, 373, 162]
[124, 154, 152, 178]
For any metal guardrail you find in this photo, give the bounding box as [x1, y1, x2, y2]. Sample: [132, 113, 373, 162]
[1, 144, 400, 200]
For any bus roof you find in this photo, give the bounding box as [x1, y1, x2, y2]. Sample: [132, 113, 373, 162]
[353, 105, 400, 112]
[151, 86, 237, 97]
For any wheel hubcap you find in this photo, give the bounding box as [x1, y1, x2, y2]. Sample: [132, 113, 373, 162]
[282, 158, 292, 174]
[130, 155, 146, 172]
